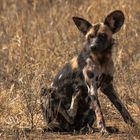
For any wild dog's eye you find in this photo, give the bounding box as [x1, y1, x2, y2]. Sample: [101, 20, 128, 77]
[88, 34, 95, 40]
[98, 33, 107, 40]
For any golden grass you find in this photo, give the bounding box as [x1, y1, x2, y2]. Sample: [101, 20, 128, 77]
[0, 0, 140, 139]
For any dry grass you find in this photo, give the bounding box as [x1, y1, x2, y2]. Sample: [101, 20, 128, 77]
[0, 0, 140, 139]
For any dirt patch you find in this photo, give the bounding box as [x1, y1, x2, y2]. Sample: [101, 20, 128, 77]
[1, 119, 139, 140]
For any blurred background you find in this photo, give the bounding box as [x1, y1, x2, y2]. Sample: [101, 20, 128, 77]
[0, 0, 140, 139]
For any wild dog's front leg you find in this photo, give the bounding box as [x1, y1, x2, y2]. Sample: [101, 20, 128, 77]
[68, 89, 81, 118]
[90, 85, 109, 135]
[100, 75, 136, 127]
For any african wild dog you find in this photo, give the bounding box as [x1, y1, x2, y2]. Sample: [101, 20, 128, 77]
[40, 10, 136, 134]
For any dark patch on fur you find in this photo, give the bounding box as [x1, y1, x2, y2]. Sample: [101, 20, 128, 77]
[53, 63, 73, 87]
[87, 70, 94, 78]
[77, 46, 90, 69]
[102, 74, 113, 84]
[114, 101, 122, 111]
[95, 76, 98, 81]
[96, 83, 99, 88]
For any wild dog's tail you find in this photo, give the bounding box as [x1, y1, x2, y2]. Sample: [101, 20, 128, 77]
[40, 86, 64, 131]
[40, 86, 48, 97]
[40, 86, 56, 130]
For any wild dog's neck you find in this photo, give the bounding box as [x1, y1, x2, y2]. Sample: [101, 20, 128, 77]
[91, 51, 112, 66]
[92, 46, 113, 65]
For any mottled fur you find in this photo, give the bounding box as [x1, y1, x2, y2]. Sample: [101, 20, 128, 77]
[40, 10, 136, 134]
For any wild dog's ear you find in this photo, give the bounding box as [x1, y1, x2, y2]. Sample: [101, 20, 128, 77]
[72, 17, 92, 35]
[104, 10, 125, 33]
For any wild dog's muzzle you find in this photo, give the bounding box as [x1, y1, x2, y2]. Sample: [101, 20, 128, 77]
[89, 33, 110, 52]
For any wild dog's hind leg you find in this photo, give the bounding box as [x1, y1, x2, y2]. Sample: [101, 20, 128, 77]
[68, 88, 81, 118]
[57, 101, 74, 125]
[100, 75, 136, 127]
[40, 87, 74, 126]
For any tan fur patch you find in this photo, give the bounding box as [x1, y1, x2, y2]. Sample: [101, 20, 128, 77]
[85, 23, 100, 39]
[85, 28, 95, 39]
[86, 23, 113, 39]
[70, 57, 78, 70]
[98, 23, 113, 39]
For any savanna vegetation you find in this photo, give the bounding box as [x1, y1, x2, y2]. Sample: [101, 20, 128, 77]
[0, 0, 140, 139]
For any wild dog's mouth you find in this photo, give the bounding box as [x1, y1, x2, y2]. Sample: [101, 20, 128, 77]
[90, 43, 107, 52]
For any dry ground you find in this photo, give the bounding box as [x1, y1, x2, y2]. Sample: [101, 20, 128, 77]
[0, 0, 140, 139]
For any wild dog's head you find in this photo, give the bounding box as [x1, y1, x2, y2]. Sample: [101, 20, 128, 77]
[73, 10, 125, 53]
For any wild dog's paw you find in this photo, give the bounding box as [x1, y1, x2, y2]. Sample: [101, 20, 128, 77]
[106, 126, 119, 133]
[67, 116, 74, 125]
[80, 125, 94, 134]
[101, 128, 110, 137]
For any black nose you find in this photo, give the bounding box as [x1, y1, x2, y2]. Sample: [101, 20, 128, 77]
[90, 45, 97, 51]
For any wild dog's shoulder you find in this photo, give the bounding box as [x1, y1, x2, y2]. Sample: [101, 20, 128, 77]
[52, 63, 73, 87]
[52, 56, 83, 87]
[52, 48, 89, 88]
